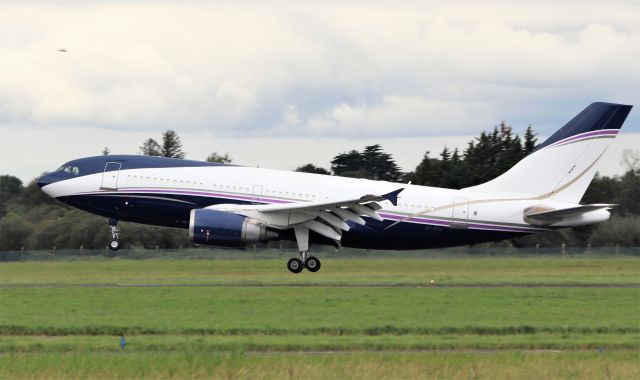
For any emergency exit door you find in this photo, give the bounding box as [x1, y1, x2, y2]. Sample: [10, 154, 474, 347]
[450, 198, 469, 229]
[100, 162, 122, 190]
[251, 185, 263, 204]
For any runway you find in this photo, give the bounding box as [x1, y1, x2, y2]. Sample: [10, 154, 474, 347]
[1, 283, 638, 288]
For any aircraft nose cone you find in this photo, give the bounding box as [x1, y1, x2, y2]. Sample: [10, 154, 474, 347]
[37, 174, 51, 188]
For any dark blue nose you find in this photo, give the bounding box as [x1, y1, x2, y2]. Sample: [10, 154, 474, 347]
[37, 174, 51, 188]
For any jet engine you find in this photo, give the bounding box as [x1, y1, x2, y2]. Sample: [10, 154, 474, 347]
[189, 209, 278, 247]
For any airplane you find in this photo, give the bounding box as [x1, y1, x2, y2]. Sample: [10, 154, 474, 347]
[37, 102, 632, 273]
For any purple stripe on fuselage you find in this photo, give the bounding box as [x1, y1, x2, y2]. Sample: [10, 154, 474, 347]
[467, 223, 540, 233]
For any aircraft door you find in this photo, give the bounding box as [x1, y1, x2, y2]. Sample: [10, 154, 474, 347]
[450, 198, 469, 229]
[251, 185, 263, 204]
[101, 162, 122, 190]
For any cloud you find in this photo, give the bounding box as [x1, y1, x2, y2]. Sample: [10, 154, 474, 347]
[0, 1, 638, 140]
[302, 97, 494, 137]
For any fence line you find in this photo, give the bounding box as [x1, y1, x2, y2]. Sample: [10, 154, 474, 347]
[0, 245, 638, 262]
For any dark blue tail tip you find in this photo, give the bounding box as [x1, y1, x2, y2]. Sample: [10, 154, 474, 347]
[535, 102, 632, 151]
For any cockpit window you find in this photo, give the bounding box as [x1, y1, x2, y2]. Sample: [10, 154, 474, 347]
[55, 165, 80, 176]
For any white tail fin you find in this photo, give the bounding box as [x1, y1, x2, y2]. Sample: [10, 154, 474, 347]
[464, 102, 633, 203]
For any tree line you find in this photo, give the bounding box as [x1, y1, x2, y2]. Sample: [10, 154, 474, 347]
[0, 125, 638, 251]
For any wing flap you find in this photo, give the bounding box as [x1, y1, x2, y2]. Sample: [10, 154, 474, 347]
[333, 208, 366, 225]
[303, 220, 341, 241]
[317, 211, 350, 231]
[349, 204, 383, 221]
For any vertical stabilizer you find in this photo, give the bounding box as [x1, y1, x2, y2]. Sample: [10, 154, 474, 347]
[463, 102, 632, 203]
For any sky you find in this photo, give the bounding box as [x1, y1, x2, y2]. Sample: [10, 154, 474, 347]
[1, 0, 639, 183]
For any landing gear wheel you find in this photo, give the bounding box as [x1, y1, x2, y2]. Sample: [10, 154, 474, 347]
[109, 239, 120, 251]
[287, 258, 304, 274]
[304, 256, 321, 272]
[107, 219, 120, 251]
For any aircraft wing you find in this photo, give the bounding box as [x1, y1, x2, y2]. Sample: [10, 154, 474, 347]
[207, 188, 403, 243]
[257, 188, 403, 213]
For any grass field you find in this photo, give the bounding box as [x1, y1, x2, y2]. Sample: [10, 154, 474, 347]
[1, 255, 639, 378]
[1, 255, 639, 285]
[3, 351, 639, 379]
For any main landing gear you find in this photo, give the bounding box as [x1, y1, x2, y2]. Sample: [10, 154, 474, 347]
[108, 218, 120, 251]
[286, 251, 321, 274]
[286, 226, 322, 273]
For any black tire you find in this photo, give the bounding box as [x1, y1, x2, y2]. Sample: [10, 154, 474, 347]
[305, 256, 321, 272]
[287, 258, 304, 273]
[109, 239, 120, 251]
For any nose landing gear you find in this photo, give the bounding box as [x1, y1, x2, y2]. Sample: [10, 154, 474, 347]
[108, 218, 120, 251]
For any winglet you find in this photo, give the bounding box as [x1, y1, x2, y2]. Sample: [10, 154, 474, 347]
[382, 188, 404, 206]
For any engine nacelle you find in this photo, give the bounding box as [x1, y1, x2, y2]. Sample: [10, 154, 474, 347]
[189, 209, 278, 247]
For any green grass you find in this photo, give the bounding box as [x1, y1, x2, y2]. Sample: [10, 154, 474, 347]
[2, 333, 639, 353]
[1, 351, 639, 379]
[1, 256, 639, 285]
[1, 256, 639, 378]
[1, 287, 639, 335]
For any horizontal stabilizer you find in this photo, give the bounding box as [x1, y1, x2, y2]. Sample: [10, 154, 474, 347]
[524, 204, 615, 226]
